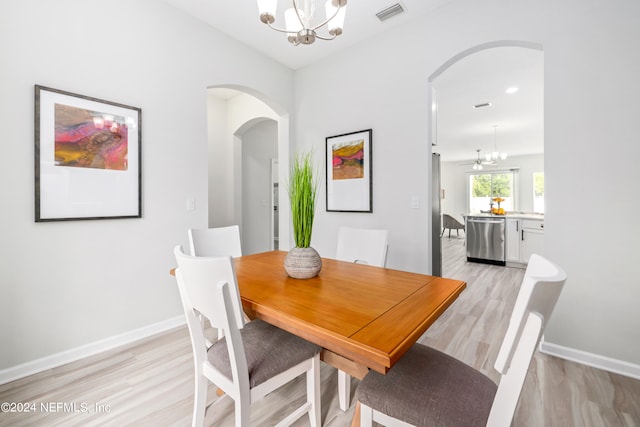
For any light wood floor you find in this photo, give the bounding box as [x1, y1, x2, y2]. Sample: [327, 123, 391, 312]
[2, 237, 639, 426]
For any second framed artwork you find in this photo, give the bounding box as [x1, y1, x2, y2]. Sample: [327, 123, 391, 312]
[326, 129, 372, 212]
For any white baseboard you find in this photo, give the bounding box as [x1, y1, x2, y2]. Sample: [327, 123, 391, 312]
[0, 315, 186, 386]
[540, 340, 640, 380]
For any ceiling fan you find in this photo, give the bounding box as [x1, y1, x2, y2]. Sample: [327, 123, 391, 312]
[460, 149, 493, 170]
[460, 126, 509, 169]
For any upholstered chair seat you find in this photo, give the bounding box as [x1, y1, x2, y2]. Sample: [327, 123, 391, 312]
[208, 318, 320, 388]
[355, 254, 567, 427]
[357, 345, 497, 427]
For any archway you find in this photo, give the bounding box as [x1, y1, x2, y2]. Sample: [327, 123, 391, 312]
[207, 86, 292, 252]
[234, 117, 278, 253]
[427, 41, 544, 275]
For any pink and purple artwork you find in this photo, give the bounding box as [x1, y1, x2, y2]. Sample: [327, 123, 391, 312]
[332, 139, 364, 180]
[54, 103, 128, 170]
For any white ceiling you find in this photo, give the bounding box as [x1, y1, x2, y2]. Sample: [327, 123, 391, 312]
[164, 1, 544, 163]
[433, 47, 544, 162]
[163, 0, 452, 70]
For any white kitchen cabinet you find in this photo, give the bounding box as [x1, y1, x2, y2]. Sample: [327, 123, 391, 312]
[521, 220, 545, 264]
[505, 218, 521, 263]
[505, 217, 544, 267]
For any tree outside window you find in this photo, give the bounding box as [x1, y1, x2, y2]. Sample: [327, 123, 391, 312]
[469, 172, 515, 213]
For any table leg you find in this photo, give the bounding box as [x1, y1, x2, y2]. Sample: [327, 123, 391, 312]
[338, 370, 351, 411]
[321, 349, 369, 411]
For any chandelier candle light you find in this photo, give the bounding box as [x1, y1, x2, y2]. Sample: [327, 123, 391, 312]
[257, 0, 347, 45]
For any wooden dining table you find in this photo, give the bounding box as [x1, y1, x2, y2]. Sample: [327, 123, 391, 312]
[171, 250, 466, 418]
[232, 251, 465, 376]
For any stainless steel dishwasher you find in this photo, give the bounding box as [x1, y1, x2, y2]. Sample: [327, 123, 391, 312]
[466, 216, 506, 265]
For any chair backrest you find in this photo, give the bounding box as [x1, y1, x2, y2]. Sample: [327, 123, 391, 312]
[173, 245, 250, 397]
[443, 214, 464, 229]
[487, 254, 567, 426]
[336, 226, 389, 267]
[188, 225, 242, 258]
[174, 245, 246, 334]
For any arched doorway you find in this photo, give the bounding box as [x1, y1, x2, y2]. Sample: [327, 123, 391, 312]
[428, 42, 544, 275]
[207, 86, 292, 253]
[235, 117, 278, 253]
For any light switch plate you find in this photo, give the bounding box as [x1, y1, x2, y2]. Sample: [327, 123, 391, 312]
[411, 196, 420, 209]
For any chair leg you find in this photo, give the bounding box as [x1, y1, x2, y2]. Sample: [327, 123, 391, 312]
[338, 370, 351, 411]
[359, 402, 373, 427]
[192, 374, 208, 427]
[235, 399, 250, 427]
[307, 354, 321, 427]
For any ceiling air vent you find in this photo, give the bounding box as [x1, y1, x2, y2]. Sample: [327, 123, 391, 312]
[473, 102, 492, 109]
[376, 3, 405, 22]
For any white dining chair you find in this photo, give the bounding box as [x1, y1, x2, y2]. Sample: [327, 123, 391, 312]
[188, 225, 243, 342]
[336, 226, 389, 267]
[173, 245, 321, 427]
[188, 225, 242, 258]
[355, 254, 567, 427]
[335, 226, 389, 411]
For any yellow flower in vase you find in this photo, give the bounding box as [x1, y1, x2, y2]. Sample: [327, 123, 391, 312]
[492, 197, 506, 214]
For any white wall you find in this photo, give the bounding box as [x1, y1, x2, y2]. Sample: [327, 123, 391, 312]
[241, 120, 278, 255]
[294, 0, 640, 369]
[440, 154, 544, 218]
[0, 0, 293, 372]
[207, 93, 231, 226]
[542, 0, 640, 366]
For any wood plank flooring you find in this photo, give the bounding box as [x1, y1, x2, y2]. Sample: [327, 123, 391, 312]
[1, 237, 639, 426]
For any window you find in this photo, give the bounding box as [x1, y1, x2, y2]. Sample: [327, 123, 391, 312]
[468, 170, 518, 213]
[533, 172, 544, 213]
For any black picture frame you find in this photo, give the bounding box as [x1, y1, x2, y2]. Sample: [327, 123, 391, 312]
[35, 85, 142, 222]
[325, 129, 372, 212]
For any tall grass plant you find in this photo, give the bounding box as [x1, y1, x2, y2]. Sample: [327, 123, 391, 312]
[288, 152, 318, 248]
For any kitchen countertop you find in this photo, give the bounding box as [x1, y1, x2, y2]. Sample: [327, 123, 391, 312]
[464, 212, 544, 220]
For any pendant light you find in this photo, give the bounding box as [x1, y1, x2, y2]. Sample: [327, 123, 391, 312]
[485, 125, 507, 163]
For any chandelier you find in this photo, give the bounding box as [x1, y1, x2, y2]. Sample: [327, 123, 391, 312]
[257, 0, 348, 45]
[485, 125, 508, 164]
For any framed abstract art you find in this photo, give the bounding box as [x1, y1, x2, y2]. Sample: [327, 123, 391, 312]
[34, 85, 141, 221]
[326, 129, 372, 212]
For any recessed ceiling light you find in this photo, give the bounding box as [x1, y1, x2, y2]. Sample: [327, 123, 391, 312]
[506, 87, 519, 94]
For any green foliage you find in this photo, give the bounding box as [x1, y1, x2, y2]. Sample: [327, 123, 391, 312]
[471, 173, 512, 197]
[289, 152, 318, 248]
[534, 172, 545, 197]
[472, 174, 492, 197]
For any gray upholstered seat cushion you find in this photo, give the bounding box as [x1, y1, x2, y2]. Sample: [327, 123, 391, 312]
[208, 319, 320, 388]
[356, 344, 497, 427]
